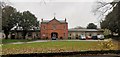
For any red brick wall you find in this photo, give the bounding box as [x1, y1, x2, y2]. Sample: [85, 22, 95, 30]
[40, 19, 68, 39]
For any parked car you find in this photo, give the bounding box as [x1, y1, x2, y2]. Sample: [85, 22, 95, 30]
[92, 36, 98, 40]
[97, 34, 104, 40]
[52, 37, 56, 40]
[80, 34, 86, 40]
[86, 35, 92, 40]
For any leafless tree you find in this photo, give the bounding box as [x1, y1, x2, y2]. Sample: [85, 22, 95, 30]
[92, 0, 120, 36]
[0, 0, 12, 8]
[92, 0, 119, 21]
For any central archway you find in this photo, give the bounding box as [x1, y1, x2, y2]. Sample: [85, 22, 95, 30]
[51, 32, 58, 39]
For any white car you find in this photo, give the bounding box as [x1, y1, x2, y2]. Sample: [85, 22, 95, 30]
[52, 37, 56, 40]
[80, 35, 86, 40]
[97, 34, 104, 40]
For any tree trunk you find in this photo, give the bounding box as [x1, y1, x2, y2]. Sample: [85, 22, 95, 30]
[5, 33, 8, 39]
[118, 30, 120, 37]
[110, 31, 114, 37]
[23, 30, 27, 39]
[4, 30, 9, 39]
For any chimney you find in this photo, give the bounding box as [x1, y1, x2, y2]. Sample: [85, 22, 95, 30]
[41, 18, 43, 22]
[65, 18, 66, 22]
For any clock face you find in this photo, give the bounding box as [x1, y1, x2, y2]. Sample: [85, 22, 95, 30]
[43, 34, 45, 36]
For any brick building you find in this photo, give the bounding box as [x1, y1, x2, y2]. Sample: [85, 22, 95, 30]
[40, 17, 68, 39]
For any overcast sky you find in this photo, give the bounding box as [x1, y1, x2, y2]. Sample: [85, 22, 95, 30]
[5, 0, 113, 28]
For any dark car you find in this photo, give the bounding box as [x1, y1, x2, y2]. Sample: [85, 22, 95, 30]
[92, 36, 98, 40]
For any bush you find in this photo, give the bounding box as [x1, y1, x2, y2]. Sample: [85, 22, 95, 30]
[98, 39, 114, 50]
[46, 37, 48, 40]
[60, 37, 63, 40]
[68, 37, 71, 39]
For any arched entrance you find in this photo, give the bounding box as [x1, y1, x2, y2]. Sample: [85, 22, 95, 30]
[51, 32, 58, 39]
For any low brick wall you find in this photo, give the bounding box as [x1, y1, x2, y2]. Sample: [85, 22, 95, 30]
[2, 50, 120, 57]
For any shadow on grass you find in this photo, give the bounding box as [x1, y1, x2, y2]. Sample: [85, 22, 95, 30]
[1, 39, 38, 44]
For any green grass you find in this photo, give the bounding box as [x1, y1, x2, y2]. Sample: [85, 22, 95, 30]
[1, 41, 105, 55]
[1, 39, 33, 44]
[2, 40, 118, 55]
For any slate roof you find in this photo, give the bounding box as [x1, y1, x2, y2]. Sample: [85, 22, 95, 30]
[10, 30, 40, 32]
[68, 29, 103, 32]
[41, 17, 68, 24]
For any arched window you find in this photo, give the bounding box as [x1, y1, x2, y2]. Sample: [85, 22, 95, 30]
[64, 33, 65, 36]
[60, 37, 63, 39]
[76, 34, 79, 39]
[64, 26, 66, 29]
[43, 26, 46, 29]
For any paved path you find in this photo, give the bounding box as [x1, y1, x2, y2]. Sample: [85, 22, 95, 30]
[3, 39, 109, 44]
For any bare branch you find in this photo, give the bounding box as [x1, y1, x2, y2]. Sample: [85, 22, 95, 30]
[92, 0, 118, 21]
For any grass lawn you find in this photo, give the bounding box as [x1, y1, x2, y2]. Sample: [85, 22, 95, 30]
[2, 40, 118, 55]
